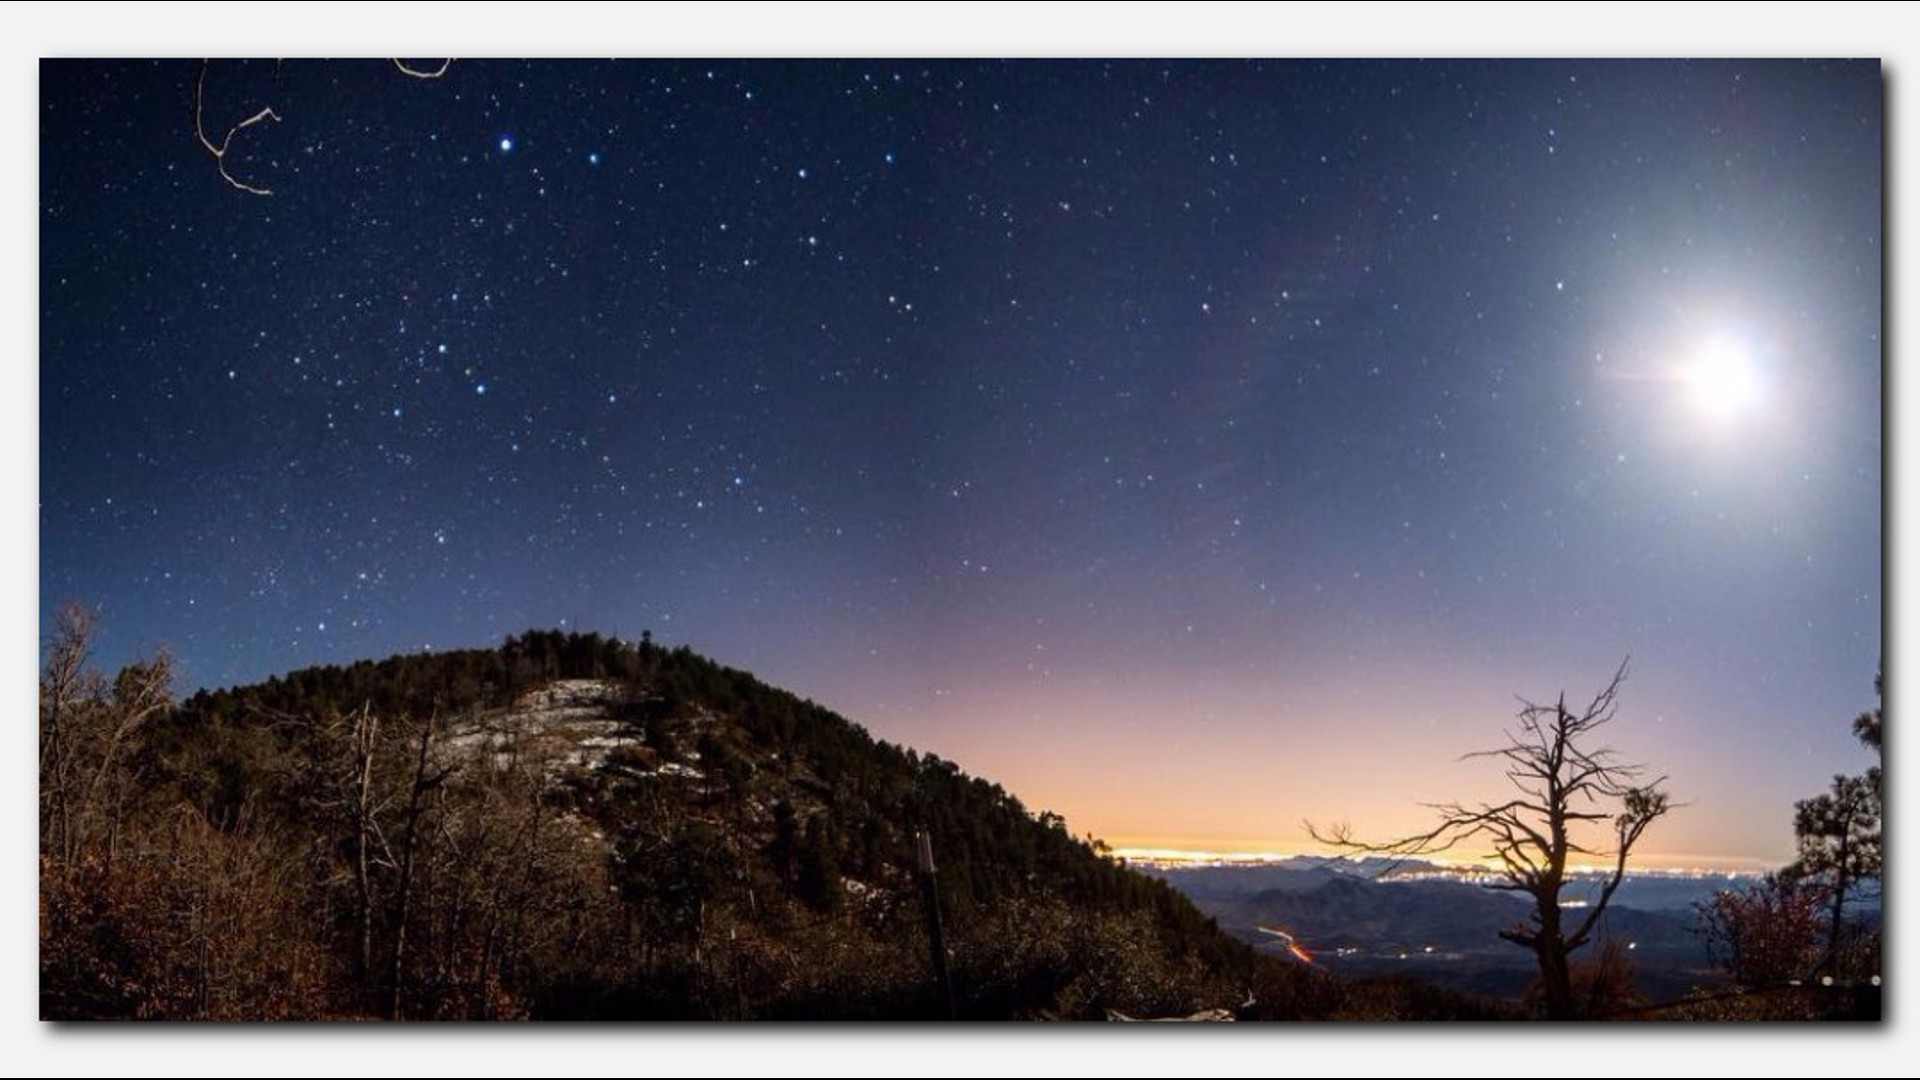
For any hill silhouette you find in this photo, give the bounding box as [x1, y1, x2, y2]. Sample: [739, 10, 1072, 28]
[49, 626, 1449, 1020]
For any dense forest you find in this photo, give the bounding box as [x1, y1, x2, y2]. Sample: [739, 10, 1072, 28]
[46, 613, 1508, 1020]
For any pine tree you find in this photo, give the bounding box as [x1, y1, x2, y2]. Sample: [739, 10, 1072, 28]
[1787, 669, 1882, 978]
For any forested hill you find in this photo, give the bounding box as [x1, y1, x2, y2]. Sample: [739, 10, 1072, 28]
[43, 627, 1355, 1020]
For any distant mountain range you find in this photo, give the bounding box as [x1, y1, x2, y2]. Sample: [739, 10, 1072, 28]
[1143, 859, 1740, 1002]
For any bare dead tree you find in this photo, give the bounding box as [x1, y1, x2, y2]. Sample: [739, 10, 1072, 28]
[386, 710, 457, 1020]
[1309, 659, 1671, 1020]
[40, 604, 103, 857]
[38, 605, 174, 865]
[346, 703, 381, 991]
[89, 652, 176, 864]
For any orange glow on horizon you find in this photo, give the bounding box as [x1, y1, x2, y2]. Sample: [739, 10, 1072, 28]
[849, 647, 1825, 885]
[1107, 841, 1779, 876]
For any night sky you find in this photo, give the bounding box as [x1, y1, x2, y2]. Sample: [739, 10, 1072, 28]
[39, 58, 1881, 868]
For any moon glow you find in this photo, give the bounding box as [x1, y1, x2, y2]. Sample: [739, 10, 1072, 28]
[1682, 333, 1766, 424]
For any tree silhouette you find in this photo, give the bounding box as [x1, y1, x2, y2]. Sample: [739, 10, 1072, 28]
[40, 604, 175, 864]
[1786, 668, 1882, 978]
[1698, 871, 1828, 987]
[1311, 660, 1670, 1019]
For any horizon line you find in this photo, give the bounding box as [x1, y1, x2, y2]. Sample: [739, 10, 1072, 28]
[1109, 844, 1779, 876]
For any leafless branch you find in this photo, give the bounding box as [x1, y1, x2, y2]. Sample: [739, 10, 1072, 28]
[1304, 657, 1670, 1018]
[393, 59, 454, 79]
[197, 59, 453, 196]
[195, 61, 281, 196]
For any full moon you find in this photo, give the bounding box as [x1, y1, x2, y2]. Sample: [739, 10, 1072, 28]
[1682, 333, 1765, 423]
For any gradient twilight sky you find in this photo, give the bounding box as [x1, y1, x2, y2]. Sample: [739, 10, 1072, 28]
[39, 57, 1880, 869]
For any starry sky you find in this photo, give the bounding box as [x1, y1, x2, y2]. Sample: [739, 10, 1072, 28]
[39, 58, 1880, 868]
